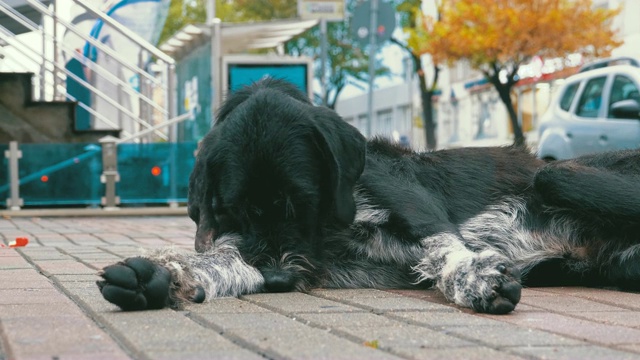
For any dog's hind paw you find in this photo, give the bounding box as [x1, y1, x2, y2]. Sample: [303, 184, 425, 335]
[443, 252, 522, 314]
[96, 257, 173, 311]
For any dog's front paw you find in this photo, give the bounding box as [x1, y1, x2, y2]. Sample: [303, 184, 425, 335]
[442, 252, 522, 314]
[97, 257, 173, 311]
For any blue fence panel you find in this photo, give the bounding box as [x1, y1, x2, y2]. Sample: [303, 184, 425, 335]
[8, 143, 103, 206]
[117, 142, 197, 204]
[0, 143, 9, 207]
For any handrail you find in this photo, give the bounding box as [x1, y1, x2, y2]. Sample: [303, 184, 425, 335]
[0, 0, 169, 115]
[22, 0, 165, 87]
[0, 0, 177, 143]
[116, 110, 193, 144]
[0, 27, 134, 136]
[68, 0, 175, 65]
[0, 27, 167, 139]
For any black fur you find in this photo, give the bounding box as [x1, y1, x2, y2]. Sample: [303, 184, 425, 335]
[98, 78, 640, 314]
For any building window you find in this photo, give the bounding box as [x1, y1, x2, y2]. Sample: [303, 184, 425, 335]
[376, 109, 393, 137]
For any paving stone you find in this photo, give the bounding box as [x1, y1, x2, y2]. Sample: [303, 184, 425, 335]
[336, 324, 475, 350]
[98, 311, 251, 354]
[570, 311, 640, 329]
[194, 311, 408, 359]
[442, 324, 585, 347]
[342, 295, 457, 312]
[19, 250, 72, 260]
[53, 274, 102, 282]
[389, 310, 505, 327]
[296, 312, 407, 329]
[313, 288, 413, 299]
[186, 297, 271, 314]
[0, 288, 72, 305]
[35, 259, 98, 275]
[0, 278, 54, 289]
[224, 326, 401, 360]
[0, 256, 32, 269]
[617, 344, 640, 354]
[396, 346, 527, 360]
[1, 315, 129, 358]
[0, 303, 87, 319]
[483, 311, 640, 345]
[243, 292, 364, 313]
[510, 345, 640, 359]
[144, 349, 263, 360]
[532, 287, 640, 311]
[521, 294, 632, 312]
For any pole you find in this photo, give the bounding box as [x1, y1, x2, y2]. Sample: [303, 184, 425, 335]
[320, 18, 327, 106]
[367, 0, 378, 137]
[5, 141, 23, 210]
[52, 0, 59, 99]
[211, 18, 222, 119]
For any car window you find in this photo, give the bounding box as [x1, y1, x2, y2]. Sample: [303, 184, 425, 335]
[576, 76, 607, 118]
[559, 82, 580, 111]
[608, 75, 640, 118]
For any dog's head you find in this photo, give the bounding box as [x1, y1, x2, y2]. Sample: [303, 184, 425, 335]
[188, 78, 366, 292]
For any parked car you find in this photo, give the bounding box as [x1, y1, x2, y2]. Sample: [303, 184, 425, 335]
[537, 58, 640, 161]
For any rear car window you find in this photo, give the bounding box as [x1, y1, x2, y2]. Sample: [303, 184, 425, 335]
[608, 75, 640, 118]
[559, 82, 580, 111]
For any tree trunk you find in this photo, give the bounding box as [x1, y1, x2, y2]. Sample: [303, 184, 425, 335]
[496, 84, 526, 147]
[485, 65, 526, 148]
[417, 71, 437, 150]
[390, 38, 438, 150]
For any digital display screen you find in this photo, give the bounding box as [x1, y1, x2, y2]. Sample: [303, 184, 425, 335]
[228, 64, 309, 96]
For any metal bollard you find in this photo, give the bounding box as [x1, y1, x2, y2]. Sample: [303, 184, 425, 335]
[5, 141, 23, 210]
[99, 136, 120, 209]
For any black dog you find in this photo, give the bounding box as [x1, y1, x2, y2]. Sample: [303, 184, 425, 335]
[97, 78, 640, 314]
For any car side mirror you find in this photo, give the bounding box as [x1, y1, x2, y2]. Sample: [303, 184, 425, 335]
[610, 99, 640, 119]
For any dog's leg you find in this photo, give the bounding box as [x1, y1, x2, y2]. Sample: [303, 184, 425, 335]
[534, 152, 640, 218]
[413, 231, 522, 314]
[96, 235, 264, 311]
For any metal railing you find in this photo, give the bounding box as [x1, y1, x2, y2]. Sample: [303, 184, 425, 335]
[0, 0, 177, 141]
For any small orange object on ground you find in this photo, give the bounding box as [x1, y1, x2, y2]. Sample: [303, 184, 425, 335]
[1, 237, 29, 248]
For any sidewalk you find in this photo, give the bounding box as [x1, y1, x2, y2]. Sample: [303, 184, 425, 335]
[1, 215, 640, 359]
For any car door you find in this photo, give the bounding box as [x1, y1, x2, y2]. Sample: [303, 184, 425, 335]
[602, 74, 640, 151]
[568, 75, 609, 156]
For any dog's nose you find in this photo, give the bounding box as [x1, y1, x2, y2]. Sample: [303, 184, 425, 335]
[263, 271, 296, 292]
[194, 229, 213, 253]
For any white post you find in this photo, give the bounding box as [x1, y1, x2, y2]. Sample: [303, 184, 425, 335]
[5, 141, 23, 210]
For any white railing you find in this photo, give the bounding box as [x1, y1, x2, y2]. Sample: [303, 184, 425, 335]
[0, 0, 177, 142]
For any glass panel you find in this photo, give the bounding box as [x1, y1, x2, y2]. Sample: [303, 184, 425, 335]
[608, 75, 640, 118]
[576, 76, 607, 118]
[117, 142, 197, 203]
[16, 143, 103, 206]
[559, 82, 580, 111]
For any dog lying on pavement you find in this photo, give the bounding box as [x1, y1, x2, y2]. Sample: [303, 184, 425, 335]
[97, 78, 640, 314]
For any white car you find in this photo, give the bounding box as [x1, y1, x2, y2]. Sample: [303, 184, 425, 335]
[537, 58, 640, 160]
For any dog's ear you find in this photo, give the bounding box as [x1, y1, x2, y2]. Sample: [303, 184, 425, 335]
[311, 107, 366, 225]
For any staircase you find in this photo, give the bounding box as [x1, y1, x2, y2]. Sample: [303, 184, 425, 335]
[0, 72, 119, 143]
[0, 0, 178, 144]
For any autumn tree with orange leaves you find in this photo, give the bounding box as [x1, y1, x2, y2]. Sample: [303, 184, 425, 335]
[429, 0, 621, 147]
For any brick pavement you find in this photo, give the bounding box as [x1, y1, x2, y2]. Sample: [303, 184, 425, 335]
[1, 215, 640, 359]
